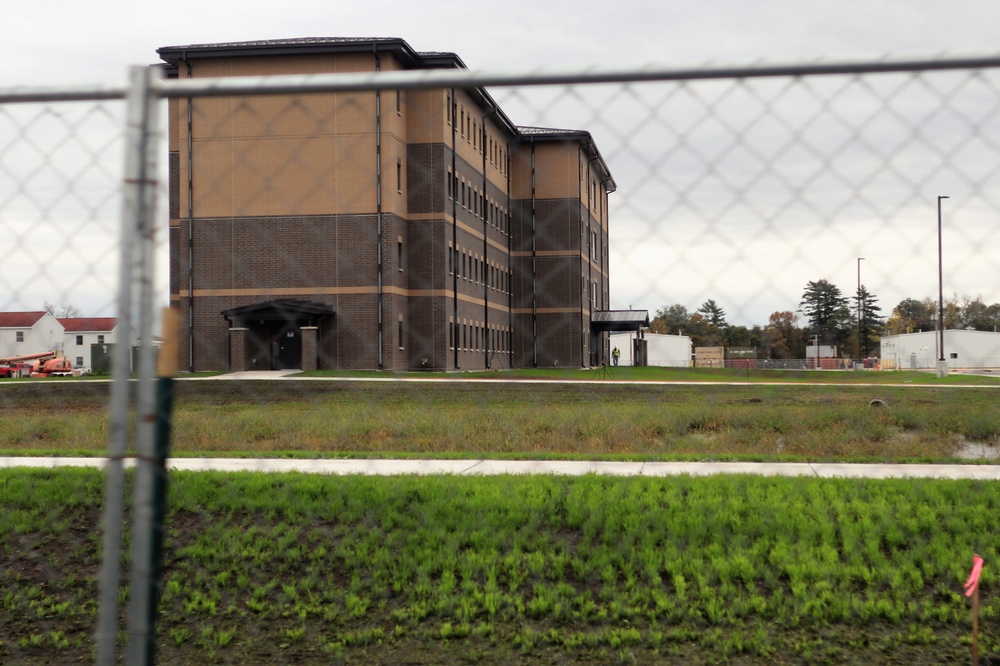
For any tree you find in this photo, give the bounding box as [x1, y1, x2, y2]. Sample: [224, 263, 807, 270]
[799, 280, 851, 348]
[650, 304, 690, 335]
[697, 299, 728, 329]
[885, 298, 935, 335]
[852, 285, 883, 357]
[762, 310, 803, 359]
[44, 301, 81, 318]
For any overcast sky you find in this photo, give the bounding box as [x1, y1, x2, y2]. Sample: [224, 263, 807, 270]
[3, 0, 1000, 327]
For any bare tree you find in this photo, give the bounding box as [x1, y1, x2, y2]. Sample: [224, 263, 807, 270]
[44, 301, 82, 318]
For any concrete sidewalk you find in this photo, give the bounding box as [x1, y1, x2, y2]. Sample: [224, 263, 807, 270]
[3, 456, 1000, 480]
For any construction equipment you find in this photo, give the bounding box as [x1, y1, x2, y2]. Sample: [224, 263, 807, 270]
[0, 350, 57, 378]
[0, 350, 73, 378]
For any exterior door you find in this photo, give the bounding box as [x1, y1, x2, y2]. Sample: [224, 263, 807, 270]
[272, 325, 302, 370]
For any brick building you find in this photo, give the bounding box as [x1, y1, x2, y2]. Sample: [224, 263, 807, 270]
[158, 38, 628, 372]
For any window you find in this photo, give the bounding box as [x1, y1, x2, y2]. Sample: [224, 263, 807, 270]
[397, 239, 404, 272]
[448, 245, 454, 274]
[97, 334, 105, 344]
[76, 335, 83, 346]
[396, 89, 402, 115]
[75, 357, 83, 367]
[398, 317, 404, 350]
[446, 94, 451, 124]
[447, 170, 453, 199]
[449, 320, 455, 349]
[16, 332, 23, 342]
[396, 159, 402, 193]
[460, 108, 465, 136]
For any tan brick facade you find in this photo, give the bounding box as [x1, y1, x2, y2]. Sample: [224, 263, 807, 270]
[159, 38, 614, 371]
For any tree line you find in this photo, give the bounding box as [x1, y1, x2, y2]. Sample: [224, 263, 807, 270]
[649, 280, 1000, 359]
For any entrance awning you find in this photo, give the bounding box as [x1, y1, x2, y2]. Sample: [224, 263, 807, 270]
[591, 310, 650, 332]
[221, 299, 335, 327]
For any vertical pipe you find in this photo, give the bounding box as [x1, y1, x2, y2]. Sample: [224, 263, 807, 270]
[450, 89, 459, 370]
[183, 58, 194, 372]
[375, 49, 384, 369]
[530, 141, 537, 367]
[95, 64, 156, 666]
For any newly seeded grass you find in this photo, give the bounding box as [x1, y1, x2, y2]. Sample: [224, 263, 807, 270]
[2, 468, 996, 664]
[1, 378, 998, 461]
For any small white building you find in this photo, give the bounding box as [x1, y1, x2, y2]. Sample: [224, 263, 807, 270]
[0, 311, 65, 359]
[610, 332, 693, 368]
[59, 317, 118, 369]
[880, 330, 1000, 370]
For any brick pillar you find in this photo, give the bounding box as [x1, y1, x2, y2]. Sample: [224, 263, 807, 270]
[229, 328, 248, 371]
[301, 326, 318, 371]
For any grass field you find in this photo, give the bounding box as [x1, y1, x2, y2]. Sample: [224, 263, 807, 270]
[2, 369, 998, 663]
[1, 372, 998, 462]
[1, 468, 996, 664]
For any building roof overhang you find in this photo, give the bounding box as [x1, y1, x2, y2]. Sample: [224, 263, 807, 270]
[591, 310, 650, 332]
[221, 300, 335, 326]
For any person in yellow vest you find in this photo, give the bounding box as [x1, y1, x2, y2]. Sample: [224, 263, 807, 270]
[612, 346, 620, 366]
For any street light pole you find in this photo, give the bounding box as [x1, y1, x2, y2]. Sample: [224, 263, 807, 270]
[937, 195, 949, 377]
[857, 257, 865, 362]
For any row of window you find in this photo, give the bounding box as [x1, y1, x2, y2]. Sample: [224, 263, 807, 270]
[448, 170, 510, 235]
[449, 246, 510, 295]
[8, 332, 105, 344]
[449, 321, 512, 353]
[446, 93, 507, 175]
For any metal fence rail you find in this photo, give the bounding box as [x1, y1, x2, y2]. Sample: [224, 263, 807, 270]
[2, 52, 1000, 663]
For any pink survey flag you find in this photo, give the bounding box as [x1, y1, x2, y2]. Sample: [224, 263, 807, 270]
[965, 555, 985, 598]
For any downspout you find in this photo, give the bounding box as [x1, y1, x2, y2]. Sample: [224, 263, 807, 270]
[481, 105, 497, 369]
[505, 141, 512, 369]
[450, 88, 459, 370]
[183, 55, 195, 372]
[578, 146, 585, 367]
[374, 47, 384, 369]
[586, 147, 600, 367]
[531, 140, 537, 368]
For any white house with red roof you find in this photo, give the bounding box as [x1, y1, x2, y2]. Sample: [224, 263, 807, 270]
[58, 318, 118, 369]
[0, 312, 65, 360]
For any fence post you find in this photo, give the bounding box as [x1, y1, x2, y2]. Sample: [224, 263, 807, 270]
[94, 64, 161, 666]
[124, 62, 165, 666]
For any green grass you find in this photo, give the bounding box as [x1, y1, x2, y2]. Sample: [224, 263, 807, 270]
[295, 365, 1000, 385]
[1, 468, 996, 664]
[1, 379, 998, 462]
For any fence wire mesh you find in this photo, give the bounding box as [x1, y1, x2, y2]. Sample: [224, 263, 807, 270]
[2, 52, 1000, 664]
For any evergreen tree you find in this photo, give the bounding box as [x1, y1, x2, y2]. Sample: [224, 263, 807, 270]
[799, 279, 851, 348]
[853, 285, 883, 357]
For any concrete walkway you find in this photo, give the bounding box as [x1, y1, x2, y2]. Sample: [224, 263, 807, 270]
[3, 456, 1000, 480]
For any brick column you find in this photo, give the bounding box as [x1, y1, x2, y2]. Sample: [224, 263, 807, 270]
[229, 327, 248, 371]
[301, 326, 318, 371]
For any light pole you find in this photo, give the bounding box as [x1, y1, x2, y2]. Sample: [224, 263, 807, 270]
[857, 257, 865, 362]
[937, 195, 949, 377]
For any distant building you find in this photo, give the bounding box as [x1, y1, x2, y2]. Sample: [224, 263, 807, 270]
[610, 331, 690, 368]
[880, 330, 1000, 370]
[156, 37, 640, 372]
[0, 312, 118, 369]
[0, 311, 64, 359]
[58, 317, 118, 369]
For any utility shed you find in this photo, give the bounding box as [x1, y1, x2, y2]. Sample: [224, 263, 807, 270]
[880, 330, 1000, 370]
[609, 332, 692, 367]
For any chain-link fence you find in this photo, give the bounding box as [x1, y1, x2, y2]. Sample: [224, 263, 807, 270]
[2, 46, 1000, 663]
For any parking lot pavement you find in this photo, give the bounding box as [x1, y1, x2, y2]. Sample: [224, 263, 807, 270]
[3, 457, 1000, 479]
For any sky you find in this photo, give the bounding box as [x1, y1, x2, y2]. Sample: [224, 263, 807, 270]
[2, 0, 1000, 327]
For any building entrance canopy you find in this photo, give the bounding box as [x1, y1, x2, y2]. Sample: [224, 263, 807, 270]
[221, 299, 334, 328]
[590, 310, 650, 333]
